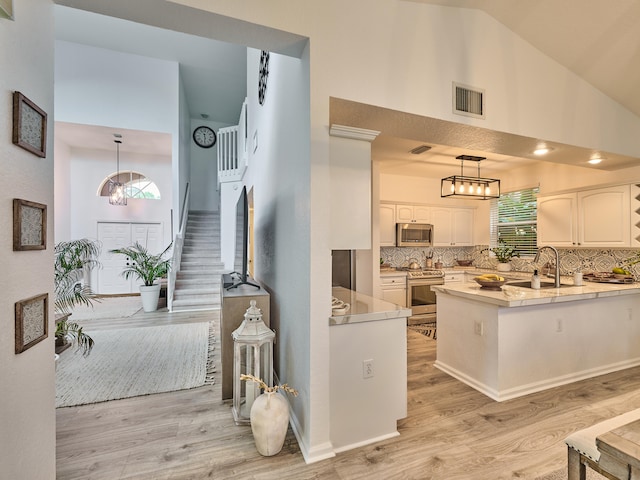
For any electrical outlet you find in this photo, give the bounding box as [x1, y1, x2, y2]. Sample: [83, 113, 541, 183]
[474, 320, 483, 336]
[363, 359, 374, 379]
[556, 318, 563, 333]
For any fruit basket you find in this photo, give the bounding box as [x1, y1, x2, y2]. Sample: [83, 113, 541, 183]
[474, 275, 506, 290]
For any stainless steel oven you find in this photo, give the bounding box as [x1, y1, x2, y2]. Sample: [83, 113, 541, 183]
[406, 270, 444, 326]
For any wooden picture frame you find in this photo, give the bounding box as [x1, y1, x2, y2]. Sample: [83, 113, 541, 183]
[0, 0, 13, 20]
[13, 91, 47, 157]
[15, 293, 48, 354]
[13, 199, 47, 251]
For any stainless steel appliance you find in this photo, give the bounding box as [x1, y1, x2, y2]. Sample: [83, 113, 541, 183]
[404, 269, 444, 326]
[396, 223, 433, 247]
[332, 250, 356, 290]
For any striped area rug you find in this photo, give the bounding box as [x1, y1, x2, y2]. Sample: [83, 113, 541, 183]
[56, 322, 212, 408]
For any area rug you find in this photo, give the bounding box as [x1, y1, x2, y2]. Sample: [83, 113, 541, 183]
[535, 467, 607, 480]
[67, 295, 142, 321]
[408, 324, 437, 339]
[56, 322, 213, 408]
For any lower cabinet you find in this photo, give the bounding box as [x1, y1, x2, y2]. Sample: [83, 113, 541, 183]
[380, 274, 407, 307]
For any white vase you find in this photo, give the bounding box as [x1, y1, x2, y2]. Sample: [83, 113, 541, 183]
[249, 391, 289, 456]
[497, 262, 512, 272]
[139, 284, 161, 312]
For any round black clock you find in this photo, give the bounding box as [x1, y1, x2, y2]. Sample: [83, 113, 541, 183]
[193, 126, 216, 148]
[258, 50, 270, 105]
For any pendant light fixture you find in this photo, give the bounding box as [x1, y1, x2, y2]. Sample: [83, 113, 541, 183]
[109, 139, 127, 206]
[441, 155, 500, 199]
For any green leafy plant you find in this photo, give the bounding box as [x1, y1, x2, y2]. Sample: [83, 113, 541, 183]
[56, 319, 94, 357]
[110, 242, 172, 286]
[54, 239, 101, 356]
[482, 241, 520, 263]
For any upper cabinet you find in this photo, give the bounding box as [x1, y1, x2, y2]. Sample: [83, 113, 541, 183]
[431, 207, 474, 246]
[538, 185, 630, 247]
[381, 203, 474, 247]
[396, 205, 431, 223]
[380, 203, 397, 247]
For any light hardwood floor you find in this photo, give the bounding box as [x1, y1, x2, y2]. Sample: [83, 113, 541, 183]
[57, 306, 640, 479]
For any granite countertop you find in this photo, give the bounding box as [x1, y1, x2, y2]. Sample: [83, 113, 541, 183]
[329, 287, 412, 325]
[433, 279, 640, 307]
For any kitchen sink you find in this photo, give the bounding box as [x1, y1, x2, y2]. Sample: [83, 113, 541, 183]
[506, 280, 573, 289]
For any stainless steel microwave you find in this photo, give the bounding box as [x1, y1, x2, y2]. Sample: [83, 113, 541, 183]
[396, 223, 433, 247]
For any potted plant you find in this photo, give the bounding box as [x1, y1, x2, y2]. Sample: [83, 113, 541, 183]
[110, 242, 172, 312]
[240, 374, 298, 456]
[482, 241, 520, 272]
[54, 238, 101, 356]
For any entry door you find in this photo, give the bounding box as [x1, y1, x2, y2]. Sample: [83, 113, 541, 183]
[97, 222, 163, 294]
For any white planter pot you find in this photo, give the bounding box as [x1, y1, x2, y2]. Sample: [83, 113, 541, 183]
[496, 262, 512, 272]
[250, 392, 289, 456]
[139, 284, 161, 312]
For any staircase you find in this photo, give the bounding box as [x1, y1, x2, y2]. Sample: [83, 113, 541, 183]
[172, 211, 225, 312]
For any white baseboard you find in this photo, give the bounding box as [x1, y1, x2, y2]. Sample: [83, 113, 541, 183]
[435, 357, 640, 402]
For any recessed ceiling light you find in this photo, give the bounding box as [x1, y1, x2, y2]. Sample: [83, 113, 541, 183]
[533, 146, 552, 155]
[588, 158, 603, 165]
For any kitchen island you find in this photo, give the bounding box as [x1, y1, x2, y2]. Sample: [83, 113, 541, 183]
[433, 279, 640, 401]
[329, 287, 411, 452]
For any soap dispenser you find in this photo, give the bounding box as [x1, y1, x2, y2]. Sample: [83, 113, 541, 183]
[531, 269, 540, 290]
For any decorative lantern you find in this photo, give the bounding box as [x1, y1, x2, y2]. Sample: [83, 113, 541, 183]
[232, 300, 275, 425]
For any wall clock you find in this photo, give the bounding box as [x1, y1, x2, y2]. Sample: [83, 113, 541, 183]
[258, 50, 270, 106]
[193, 125, 216, 148]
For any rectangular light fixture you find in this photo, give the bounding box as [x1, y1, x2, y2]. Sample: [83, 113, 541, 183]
[441, 155, 500, 199]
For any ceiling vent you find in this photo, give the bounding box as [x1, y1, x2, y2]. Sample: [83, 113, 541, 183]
[453, 82, 485, 119]
[409, 145, 431, 155]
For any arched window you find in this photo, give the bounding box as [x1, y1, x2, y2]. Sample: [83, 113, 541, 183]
[98, 171, 161, 200]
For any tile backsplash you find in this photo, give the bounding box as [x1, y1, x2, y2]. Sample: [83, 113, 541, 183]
[381, 245, 640, 278]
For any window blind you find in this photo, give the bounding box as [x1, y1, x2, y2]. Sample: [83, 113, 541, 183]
[490, 187, 539, 257]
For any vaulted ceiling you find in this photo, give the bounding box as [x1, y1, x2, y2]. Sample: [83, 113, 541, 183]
[55, 1, 640, 174]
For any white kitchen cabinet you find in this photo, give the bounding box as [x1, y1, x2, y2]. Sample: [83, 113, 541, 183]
[443, 272, 464, 283]
[537, 193, 577, 246]
[578, 185, 630, 247]
[537, 185, 630, 247]
[380, 203, 397, 246]
[380, 274, 407, 307]
[396, 204, 431, 223]
[432, 207, 474, 246]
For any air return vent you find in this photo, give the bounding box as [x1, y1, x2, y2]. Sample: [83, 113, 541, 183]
[453, 82, 485, 119]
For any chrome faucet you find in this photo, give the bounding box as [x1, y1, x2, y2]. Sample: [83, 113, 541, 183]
[534, 245, 561, 287]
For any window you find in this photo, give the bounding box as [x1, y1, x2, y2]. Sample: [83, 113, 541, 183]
[98, 171, 161, 200]
[490, 187, 539, 256]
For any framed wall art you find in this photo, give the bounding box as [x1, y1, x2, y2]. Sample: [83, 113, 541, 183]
[15, 293, 49, 354]
[13, 199, 47, 251]
[13, 91, 47, 157]
[0, 0, 13, 20]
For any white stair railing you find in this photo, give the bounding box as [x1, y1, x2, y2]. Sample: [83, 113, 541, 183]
[168, 183, 190, 312]
[217, 98, 248, 185]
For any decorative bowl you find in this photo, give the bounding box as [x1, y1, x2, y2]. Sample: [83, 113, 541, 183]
[475, 278, 506, 290]
[456, 259, 473, 267]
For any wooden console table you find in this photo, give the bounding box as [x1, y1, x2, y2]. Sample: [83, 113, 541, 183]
[219, 277, 270, 400]
[597, 418, 640, 479]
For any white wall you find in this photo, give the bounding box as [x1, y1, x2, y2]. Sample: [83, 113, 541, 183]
[241, 47, 325, 460]
[189, 119, 230, 212]
[175, 0, 640, 462]
[0, 1, 56, 478]
[54, 40, 182, 238]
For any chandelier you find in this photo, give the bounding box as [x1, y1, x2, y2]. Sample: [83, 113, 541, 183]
[109, 139, 127, 206]
[441, 155, 500, 199]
